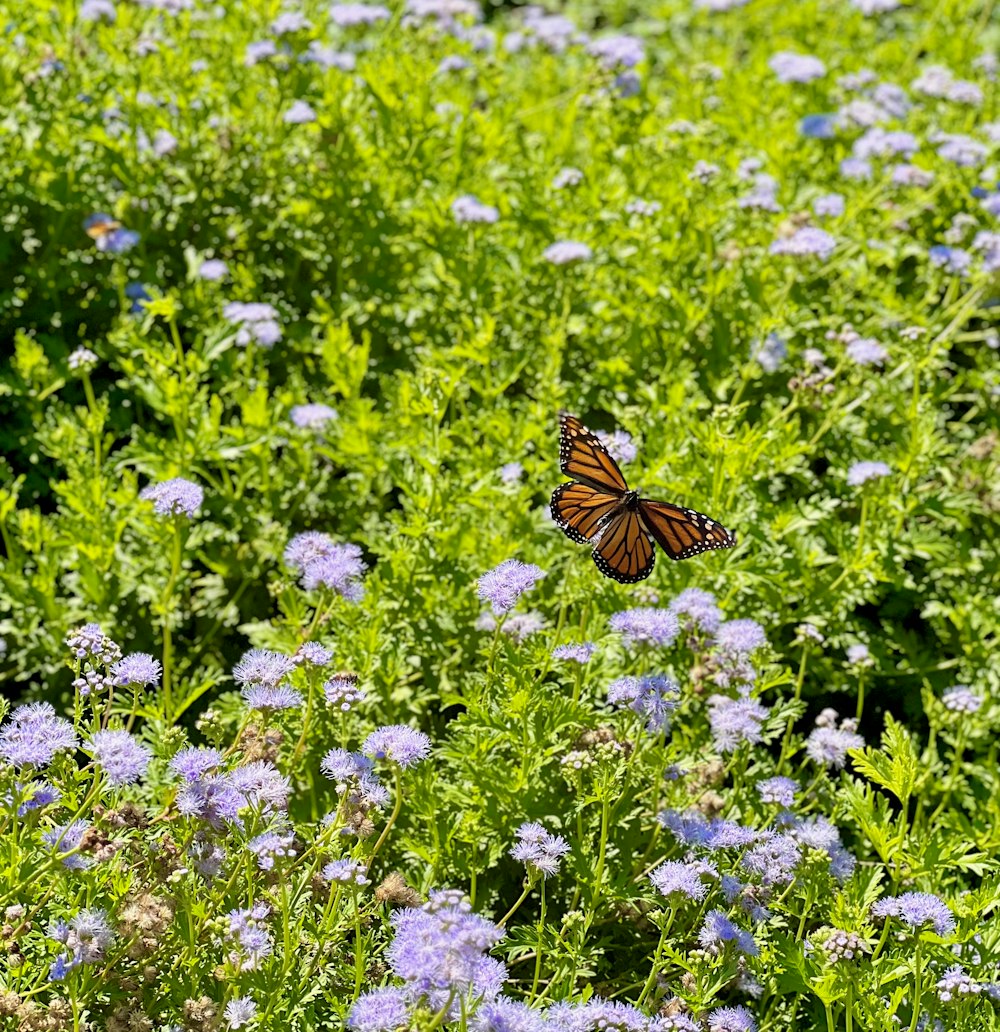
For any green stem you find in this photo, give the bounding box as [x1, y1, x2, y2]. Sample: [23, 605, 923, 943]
[637, 907, 675, 1006]
[530, 879, 546, 999]
[498, 878, 534, 928]
[908, 941, 922, 1032]
[368, 768, 403, 863]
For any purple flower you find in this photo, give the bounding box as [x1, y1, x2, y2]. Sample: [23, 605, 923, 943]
[552, 642, 597, 663]
[845, 337, 887, 366]
[271, 10, 310, 33]
[140, 477, 203, 517]
[935, 134, 987, 167]
[224, 996, 258, 1030]
[226, 905, 274, 970]
[608, 675, 679, 732]
[756, 776, 798, 807]
[552, 167, 584, 189]
[297, 642, 333, 666]
[68, 347, 99, 373]
[806, 726, 864, 768]
[788, 816, 856, 881]
[324, 674, 365, 712]
[247, 824, 297, 869]
[769, 52, 826, 83]
[245, 40, 277, 65]
[595, 430, 637, 465]
[223, 301, 283, 348]
[543, 241, 592, 265]
[853, 128, 919, 159]
[716, 619, 767, 654]
[510, 821, 571, 878]
[609, 608, 679, 647]
[669, 588, 723, 634]
[942, 685, 982, 713]
[42, 821, 93, 869]
[929, 245, 972, 275]
[232, 649, 297, 688]
[330, 2, 391, 26]
[198, 259, 228, 281]
[362, 726, 431, 768]
[707, 693, 769, 752]
[936, 965, 981, 1003]
[47, 909, 114, 982]
[799, 114, 836, 139]
[740, 834, 801, 886]
[323, 859, 370, 885]
[499, 462, 523, 484]
[699, 909, 758, 956]
[321, 747, 374, 784]
[840, 157, 872, 180]
[452, 195, 500, 224]
[87, 730, 152, 786]
[770, 227, 837, 259]
[242, 683, 303, 711]
[871, 892, 955, 936]
[348, 988, 412, 1032]
[169, 747, 224, 781]
[751, 333, 787, 373]
[17, 781, 62, 815]
[284, 100, 317, 124]
[285, 534, 367, 599]
[847, 461, 891, 486]
[649, 860, 712, 901]
[707, 1006, 757, 1032]
[477, 610, 547, 641]
[813, 193, 845, 218]
[80, 0, 116, 21]
[472, 999, 548, 1032]
[111, 653, 162, 688]
[0, 703, 78, 768]
[476, 559, 545, 615]
[586, 34, 644, 70]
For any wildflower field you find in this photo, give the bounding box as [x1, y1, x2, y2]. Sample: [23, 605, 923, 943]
[2, 0, 1000, 1027]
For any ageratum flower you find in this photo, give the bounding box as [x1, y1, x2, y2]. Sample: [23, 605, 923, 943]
[330, 2, 391, 26]
[820, 928, 869, 962]
[66, 622, 122, 664]
[936, 965, 981, 1003]
[845, 337, 887, 366]
[609, 607, 679, 647]
[247, 824, 297, 869]
[140, 477, 204, 517]
[87, 730, 152, 786]
[0, 703, 78, 768]
[669, 587, 723, 634]
[799, 115, 835, 139]
[707, 1006, 757, 1032]
[80, 0, 116, 21]
[226, 904, 274, 970]
[476, 610, 547, 641]
[291, 403, 338, 430]
[223, 301, 283, 348]
[224, 996, 258, 1030]
[942, 685, 982, 713]
[284, 99, 317, 124]
[659, 810, 759, 851]
[198, 258, 228, 281]
[813, 193, 845, 218]
[649, 860, 713, 902]
[476, 559, 545, 615]
[740, 833, 802, 886]
[595, 429, 637, 465]
[363, 726, 431, 769]
[751, 333, 787, 373]
[233, 649, 297, 688]
[552, 642, 597, 663]
[245, 40, 277, 65]
[17, 781, 62, 815]
[769, 52, 826, 83]
[169, 747, 224, 781]
[510, 821, 570, 878]
[499, 461, 523, 484]
[42, 821, 92, 869]
[452, 195, 500, 224]
[472, 999, 548, 1032]
[271, 10, 310, 33]
[806, 725, 865, 768]
[607, 675, 679, 733]
[297, 642, 333, 666]
[770, 227, 837, 259]
[348, 988, 412, 1032]
[871, 891, 956, 936]
[323, 859, 370, 885]
[543, 241, 592, 265]
[840, 157, 872, 180]
[929, 245, 972, 274]
[699, 909, 759, 956]
[324, 674, 365, 712]
[111, 653, 162, 688]
[756, 776, 798, 807]
[242, 683, 303, 711]
[847, 460, 891, 486]
[935, 134, 987, 167]
[285, 533, 367, 599]
[788, 816, 857, 881]
[48, 909, 114, 982]
[707, 693, 769, 752]
[68, 346, 99, 372]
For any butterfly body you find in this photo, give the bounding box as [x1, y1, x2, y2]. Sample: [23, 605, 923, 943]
[551, 413, 736, 583]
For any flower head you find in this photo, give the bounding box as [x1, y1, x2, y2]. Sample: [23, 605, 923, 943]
[140, 477, 204, 517]
[169, 747, 224, 782]
[806, 725, 864, 768]
[707, 693, 769, 752]
[224, 996, 258, 1030]
[476, 559, 545, 615]
[323, 859, 370, 885]
[756, 776, 798, 807]
[348, 988, 412, 1032]
[199, 258, 228, 281]
[87, 730, 152, 786]
[942, 685, 982, 713]
[0, 703, 78, 768]
[649, 860, 712, 901]
[324, 674, 365, 712]
[871, 892, 955, 936]
[224, 301, 283, 348]
[284, 99, 317, 124]
[452, 195, 500, 224]
[362, 726, 432, 769]
[608, 675, 679, 732]
[770, 228, 837, 259]
[699, 909, 758, 956]
[769, 52, 826, 83]
[609, 608, 679, 647]
[242, 683, 303, 711]
[111, 653, 162, 688]
[232, 649, 297, 688]
[510, 821, 570, 878]
[543, 241, 592, 265]
[669, 588, 723, 634]
[285, 534, 367, 599]
[595, 430, 637, 465]
[847, 461, 891, 486]
[707, 1006, 757, 1032]
[552, 642, 597, 664]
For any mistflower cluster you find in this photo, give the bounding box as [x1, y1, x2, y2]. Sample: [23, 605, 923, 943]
[751, 332, 787, 373]
[708, 619, 768, 688]
[499, 461, 523, 484]
[510, 821, 571, 878]
[738, 172, 781, 210]
[452, 195, 500, 224]
[806, 711, 865, 769]
[649, 860, 714, 902]
[320, 748, 389, 837]
[284, 532, 367, 600]
[552, 642, 597, 663]
[542, 240, 592, 265]
[283, 99, 317, 124]
[607, 675, 680, 733]
[68, 346, 99, 372]
[198, 258, 228, 280]
[48, 910, 115, 982]
[871, 892, 956, 936]
[66, 623, 122, 665]
[42, 820, 92, 869]
[740, 833, 802, 886]
[175, 758, 290, 831]
[362, 725, 432, 769]
[297, 641, 333, 666]
[595, 429, 637, 464]
[707, 1005, 757, 1032]
[224, 997, 258, 1030]
[699, 909, 759, 956]
[232, 648, 301, 710]
[322, 859, 370, 886]
[769, 51, 826, 83]
[756, 776, 798, 807]
[936, 965, 982, 1003]
[111, 653, 162, 688]
[817, 928, 869, 962]
[139, 477, 204, 517]
[476, 559, 545, 614]
[84, 214, 140, 253]
[846, 460, 891, 486]
[290, 403, 338, 429]
[942, 685, 982, 713]
[669, 587, 723, 636]
[324, 674, 365, 712]
[609, 607, 679, 647]
[247, 823, 297, 869]
[476, 610, 547, 641]
[0, 703, 78, 769]
[770, 227, 837, 259]
[223, 301, 283, 347]
[87, 729, 152, 786]
[552, 167, 584, 189]
[708, 693, 770, 752]
[659, 810, 760, 852]
[226, 904, 274, 970]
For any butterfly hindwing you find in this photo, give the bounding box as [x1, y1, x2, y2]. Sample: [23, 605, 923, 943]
[558, 412, 629, 494]
[551, 482, 623, 544]
[637, 499, 737, 561]
[592, 510, 656, 583]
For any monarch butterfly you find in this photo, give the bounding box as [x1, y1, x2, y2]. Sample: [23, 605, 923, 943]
[551, 413, 736, 583]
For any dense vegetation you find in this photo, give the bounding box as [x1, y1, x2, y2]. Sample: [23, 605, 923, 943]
[1, 0, 998, 1028]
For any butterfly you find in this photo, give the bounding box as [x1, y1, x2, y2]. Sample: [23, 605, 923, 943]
[84, 215, 122, 240]
[550, 413, 736, 583]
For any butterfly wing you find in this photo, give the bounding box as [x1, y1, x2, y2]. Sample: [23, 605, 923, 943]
[559, 412, 629, 494]
[551, 482, 623, 544]
[638, 499, 736, 561]
[592, 510, 656, 583]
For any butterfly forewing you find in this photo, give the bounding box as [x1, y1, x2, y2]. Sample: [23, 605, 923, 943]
[637, 499, 736, 561]
[551, 482, 623, 544]
[558, 412, 628, 494]
[592, 511, 655, 583]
